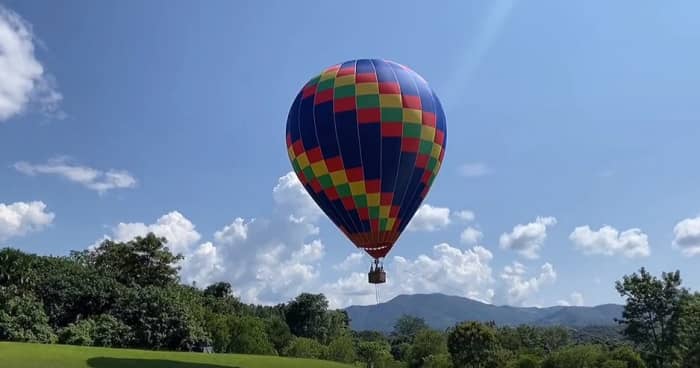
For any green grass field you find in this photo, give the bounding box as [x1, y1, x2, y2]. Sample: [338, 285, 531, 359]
[0, 342, 356, 368]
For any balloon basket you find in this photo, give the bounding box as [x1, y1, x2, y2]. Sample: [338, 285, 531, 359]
[368, 259, 386, 284]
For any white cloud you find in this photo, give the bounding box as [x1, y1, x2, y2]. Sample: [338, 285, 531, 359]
[0, 201, 54, 240]
[458, 162, 492, 177]
[407, 204, 451, 232]
[14, 157, 136, 194]
[323, 243, 496, 309]
[500, 261, 557, 306]
[673, 216, 700, 256]
[0, 6, 63, 122]
[499, 216, 557, 259]
[454, 210, 475, 222]
[569, 225, 650, 258]
[214, 217, 250, 244]
[333, 252, 365, 271]
[272, 172, 321, 222]
[557, 292, 585, 307]
[460, 226, 483, 246]
[109, 211, 201, 256]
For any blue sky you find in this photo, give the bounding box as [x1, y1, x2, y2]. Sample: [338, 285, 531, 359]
[1, 0, 700, 308]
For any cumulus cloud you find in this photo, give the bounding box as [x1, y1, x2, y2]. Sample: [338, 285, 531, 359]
[407, 204, 451, 232]
[499, 216, 557, 259]
[0, 6, 63, 122]
[569, 225, 650, 258]
[333, 252, 365, 271]
[460, 226, 483, 246]
[323, 243, 496, 309]
[105, 211, 202, 256]
[500, 261, 557, 306]
[272, 172, 321, 222]
[454, 210, 475, 222]
[673, 216, 700, 256]
[556, 292, 585, 307]
[0, 201, 54, 240]
[14, 157, 137, 194]
[458, 162, 492, 177]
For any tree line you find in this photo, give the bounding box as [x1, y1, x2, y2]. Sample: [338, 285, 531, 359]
[1, 232, 699, 367]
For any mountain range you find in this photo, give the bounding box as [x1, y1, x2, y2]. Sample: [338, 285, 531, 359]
[344, 293, 623, 332]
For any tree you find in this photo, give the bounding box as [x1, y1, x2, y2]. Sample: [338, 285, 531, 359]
[325, 334, 357, 363]
[615, 267, 688, 368]
[0, 288, 56, 343]
[285, 293, 329, 341]
[357, 341, 391, 368]
[203, 282, 232, 299]
[679, 293, 700, 367]
[0, 248, 40, 291]
[407, 329, 448, 368]
[283, 337, 327, 359]
[447, 321, 501, 368]
[393, 314, 429, 342]
[265, 315, 294, 355]
[90, 233, 183, 287]
[228, 315, 276, 355]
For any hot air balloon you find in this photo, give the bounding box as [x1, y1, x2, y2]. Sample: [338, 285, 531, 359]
[285, 59, 446, 284]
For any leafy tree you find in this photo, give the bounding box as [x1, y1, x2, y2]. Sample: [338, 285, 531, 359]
[285, 293, 329, 341]
[609, 345, 646, 368]
[59, 319, 96, 346]
[447, 321, 501, 368]
[325, 334, 357, 363]
[679, 293, 700, 367]
[407, 329, 448, 368]
[228, 315, 276, 355]
[265, 315, 294, 354]
[90, 233, 184, 288]
[283, 337, 327, 359]
[357, 340, 392, 368]
[0, 248, 40, 291]
[615, 267, 688, 368]
[203, 282, 232, 299]
[393, 314, 429, 342]
[541, 344, 605, 368]
[507, 354, 540, 368]
[423, 353, 453, 368]
[0, 288, 56, 343]
[326, 309, 351, 342]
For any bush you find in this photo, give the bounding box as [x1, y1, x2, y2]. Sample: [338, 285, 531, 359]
[0, 289, 56, 343]
[59, 319, 95, 346]
[325, 334, 356, 363]
[283, 337, 327, 359]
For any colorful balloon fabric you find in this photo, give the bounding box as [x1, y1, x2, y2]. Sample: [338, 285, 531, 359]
[286, 59, 447, 259]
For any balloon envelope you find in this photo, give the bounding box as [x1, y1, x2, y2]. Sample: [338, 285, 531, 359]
[286, 59, 446, 259]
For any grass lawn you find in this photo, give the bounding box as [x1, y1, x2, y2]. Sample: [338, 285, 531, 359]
[0, 342, 356, 368]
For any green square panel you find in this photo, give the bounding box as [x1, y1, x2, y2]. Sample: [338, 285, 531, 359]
[369, 206, 379, 219]
[427, 157, 438, 171]
[292, 160, 301, 173]
[334, 85, 356, 98]
[302, 166, 315, 180]
[337, 183, 351, 197]
[403, 123, 421, 138]
[380, 218, 388, 231]
[356, 94, 380, 109]
[306, 75, 321, 87]
[381, 108, 403, 122]
[419, 140, 433, 155]
[353, 195, 367, 208]
[319, 174, 333, 189]
[317, 78, 335, 92]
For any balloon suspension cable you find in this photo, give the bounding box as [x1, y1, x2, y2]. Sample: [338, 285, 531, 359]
[375, 284, 380, 304]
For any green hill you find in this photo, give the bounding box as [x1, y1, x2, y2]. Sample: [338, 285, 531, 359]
[0, 342, 355, 368]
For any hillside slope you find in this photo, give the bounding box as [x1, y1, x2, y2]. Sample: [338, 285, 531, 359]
[345, 293, 623, 331]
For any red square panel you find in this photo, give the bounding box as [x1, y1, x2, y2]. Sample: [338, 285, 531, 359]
[325, 156, 344, 172]
[358, 207, 369, 220]
[439, 148, 445, 161]
[421, 170, 431, 183]
[390, 205, 400, 217]
[370, 219, 379, 231]
[379, 82, 400, 94]
[402, 95, 422, 109]
[303, 85, 317, 99]
[401, 138, 420, 152]
[366, 179, 380, 193]
[315, 89, 334, 105]
[423, 112, 436, 127]
[346, 167, 364, 182]
[298, 172, 308, 184]
[416, 154, 429, 168]
[334, 96, 356, 113]
[325, 187, 339, 201]
[355, 73, 377, 83]
[286, 133, 292, 147]
[358, 108, 380, 123]
[380, 192, 394, 206]
[336, 67, 355, 76]
[435, 130, 445, 145]
[307, 147, 323, 163]
[310, 179, 322, 193]
[342, 197, 355, 210]
[292, 140, 304, 155]
[381, 122, 403, 137]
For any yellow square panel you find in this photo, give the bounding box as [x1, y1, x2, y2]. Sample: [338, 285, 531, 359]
[320, 70, 337, 81]
[311, 161, 329, 177]
[334, 75, 355, 87]
[350, 181, 366, 196]
[386, 218, 396, 230]
[403, 108, 422, 124]
[380, 206, 390, 218]
[330, 170, 348, 185]
[356, 83, 379, 95]
[379, 94, 402, 108]
[287, 147, 296, 161]
[297, 152, 310, 168]
[431, 144, 441, 159]
[367, 193, 380, 207]
[421, 126, 436, 142]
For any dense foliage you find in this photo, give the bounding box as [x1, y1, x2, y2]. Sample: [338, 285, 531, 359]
[1, 233, 698, 368]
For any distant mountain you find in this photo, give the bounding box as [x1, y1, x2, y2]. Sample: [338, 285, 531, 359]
[344, 293, 623, 332]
